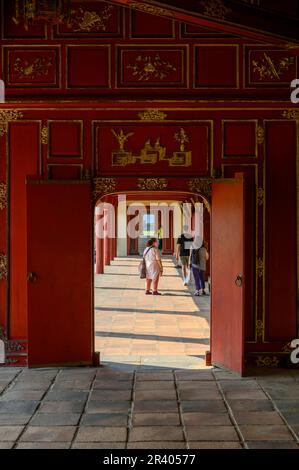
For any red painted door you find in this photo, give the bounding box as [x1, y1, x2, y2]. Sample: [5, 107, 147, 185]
[26, 180, 93, 367]
[211, 176, 245, 375]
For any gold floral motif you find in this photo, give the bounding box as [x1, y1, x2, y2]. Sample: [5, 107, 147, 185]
[0, 253, 8, 281]
[257, 187, 264, 206]
[128, 1, 174, 18]
[138, 110, 167, 121]
[257, 125, 265, 145]
[14, 56, 53, 80]
[188, 178, 212, 198]
[67, 4, 114, 32]
[137, 178, 168, 191]
[282, 109, 299, 120]
[256, 257, 264, 278]
[200, 0, 231, 19]
[126, 54, 177, 81]
[41, 125, 48, 145]
[255, 355, 279, 367]
[256, 319, 264, 339]
[0, 110, 23, 136]
[93, 178, 117, 201]
[0, 182, 7, 211]
[252, 53, 295, 81]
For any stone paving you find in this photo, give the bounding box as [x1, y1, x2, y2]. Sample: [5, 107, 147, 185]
[0, 365, 299, 448]
[94, 256, 210, 368]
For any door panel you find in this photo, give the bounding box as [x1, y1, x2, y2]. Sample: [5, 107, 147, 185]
[27, 180, 93, 367]
[211, 176, 245, 375]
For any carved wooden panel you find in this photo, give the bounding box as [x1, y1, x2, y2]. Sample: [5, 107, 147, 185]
[94, 122, 211, 175]
[130, 10, 175, 38]
[47, 164, 83, 180]
[222, 120, 257, 158]
[4, 47, 59, 87]
[194, 45, 239, 88]
[54, 1, 123, 38]
[3, 0, 46, 39]
[116, 46, 188, 88]
[66, 45, 111, 88]
[245, 47, 298, 87]
[49, 121, 83, 158]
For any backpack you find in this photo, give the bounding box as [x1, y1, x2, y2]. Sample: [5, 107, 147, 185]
[191, 248, 200, 266]
[138, 247, 153, 279]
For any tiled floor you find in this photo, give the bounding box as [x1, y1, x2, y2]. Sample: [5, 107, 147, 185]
[0, 366, 299, 449]
[94, 256, 210, 368]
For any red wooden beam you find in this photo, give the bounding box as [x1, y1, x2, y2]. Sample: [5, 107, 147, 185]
[106, 0, 299, 47]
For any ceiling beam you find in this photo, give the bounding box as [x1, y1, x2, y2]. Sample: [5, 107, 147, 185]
[106, 0, 299, 48]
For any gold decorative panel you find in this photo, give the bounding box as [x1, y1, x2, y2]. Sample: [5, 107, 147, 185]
[0, 110, 23, 136]
[0, 254, 8, 281]
[138, 110, 167, 121]
[0, 183, 7, 210]
[137, 178, 168, 190]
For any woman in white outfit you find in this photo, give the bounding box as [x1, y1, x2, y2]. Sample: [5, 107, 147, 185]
[143, 238, 163, 295]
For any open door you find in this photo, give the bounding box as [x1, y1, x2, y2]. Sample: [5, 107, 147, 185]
[211, 175, 245, 375]
[26, 179, 93, 367]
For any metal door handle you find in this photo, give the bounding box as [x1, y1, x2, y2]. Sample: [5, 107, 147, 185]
[235, 274, 243, 287]
[27, 272, 38, 283]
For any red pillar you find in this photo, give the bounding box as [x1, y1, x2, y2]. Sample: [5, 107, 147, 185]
[95, 206, 104, 274]
[95, 235, 104, 274]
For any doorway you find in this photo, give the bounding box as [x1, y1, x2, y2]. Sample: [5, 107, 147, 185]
[94, 192, 211, 369]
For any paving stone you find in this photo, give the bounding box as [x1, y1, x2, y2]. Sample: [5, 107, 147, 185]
[45, 391, 89, 402]
[81, 413, 128, 426]
[239, 425, 293, 441]
[129, 426, 184, 442]
[185, 426, 239, 441]
[180, 401, 227, 413]
[93, 380, 133, 390]
[133, 413, 180, 426]
[0, 401, 39, 414]
[0, 414, 31, 425]
[233, 411, 284, 425]
[223, 390, 267, 400]
[0, 442, 14, 449]
[127, 442, 186, 449]
[175, 371, 214, 381]
[179, 390, 221, 401]
[290, 426, 299, 439]
[183, 412, 231, 426]
[72, 442, 126, 449]
[188, 442, 242, 449]
[90, 390, 131, 401]
[135, 381, 176, 391]
[51, 380, 92, 390]
[39, 401, 85, 413]
[134, 390, 177, 401]
[274, 400, 299, 411]
[0, 426, 24, 441]
[96, 371, 134, 381]
[76, 426, 127, 442]
[12, 381, 51, 391]
[177, 381, 218, 390]
[30, 413, 81, 426]
[280, 412, 299, 425]
[136, 373, 174, 381]
[228, 400, 274, 412]
[16, 442, 71, 449]
[86, 401, 131, 414]
[0, 390, 45, 401]
[133, 401, 178, 413]
[20, 426, 76, 442]
[246, 441, 299, 449]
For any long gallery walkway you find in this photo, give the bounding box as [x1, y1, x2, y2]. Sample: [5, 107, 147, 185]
[94, 256, 210, 368]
